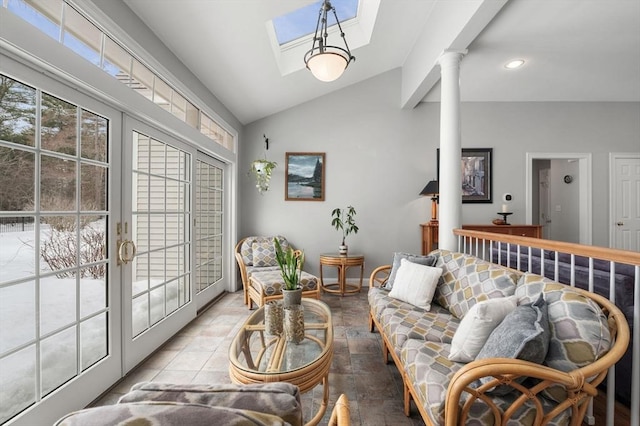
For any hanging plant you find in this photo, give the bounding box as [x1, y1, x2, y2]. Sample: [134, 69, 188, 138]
[250, 159, 277, 194]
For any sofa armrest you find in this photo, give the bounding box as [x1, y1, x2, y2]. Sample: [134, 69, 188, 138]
[369, 265, 391, 288]
[444, 358, 601, 426]
[119, 382, 303, 426]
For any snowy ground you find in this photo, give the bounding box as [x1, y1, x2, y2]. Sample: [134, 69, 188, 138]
[0, 226, 106, 422]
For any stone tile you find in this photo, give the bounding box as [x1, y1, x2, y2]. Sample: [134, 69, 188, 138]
[140, 350, 179, 370]
[347, 337, 381, 354]
[164, 351, 211, 371]
[152, 369, 198, 383]
[358, 399, 421, 425]
[112, 368, 160, 394]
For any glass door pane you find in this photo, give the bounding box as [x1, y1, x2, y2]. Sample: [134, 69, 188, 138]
[194, 156, 225, 306]
[122, 119, 196, 372]
[0, 71, 119, 425]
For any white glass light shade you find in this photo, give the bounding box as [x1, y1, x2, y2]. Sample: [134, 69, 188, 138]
[307, 52, 348, 82]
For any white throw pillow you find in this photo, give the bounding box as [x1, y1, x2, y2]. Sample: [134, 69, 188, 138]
[388, 258, 443, 310]
[448, 295, 519, 362]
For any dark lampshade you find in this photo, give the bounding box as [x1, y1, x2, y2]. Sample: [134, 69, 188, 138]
[419, 180, 439, 196]
[419, 180, 439, 224]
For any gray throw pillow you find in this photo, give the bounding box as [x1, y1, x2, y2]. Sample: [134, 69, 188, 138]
[474, 293, 550, 395]
[385, 252, 437, 290]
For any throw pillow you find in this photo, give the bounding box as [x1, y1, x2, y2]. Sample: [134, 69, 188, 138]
[474, 293, 550, 395]
[448, 295, 518, 362]
[385, 252, 437, 290]
[388, 258, 443, 310]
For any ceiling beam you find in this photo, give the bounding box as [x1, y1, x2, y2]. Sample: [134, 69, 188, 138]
[400, 0, 508, 110]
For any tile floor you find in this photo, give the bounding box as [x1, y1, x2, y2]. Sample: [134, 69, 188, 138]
[92, 289, 426, 425]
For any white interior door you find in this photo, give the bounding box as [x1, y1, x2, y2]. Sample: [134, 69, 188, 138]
[610, 153, 640, 251]
[121, 118, 197, 373]
[538, 168, 552, 239]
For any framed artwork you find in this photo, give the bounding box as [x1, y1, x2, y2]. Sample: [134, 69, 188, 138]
[437, 148, 492, 203]
[285, 152, 325, 201]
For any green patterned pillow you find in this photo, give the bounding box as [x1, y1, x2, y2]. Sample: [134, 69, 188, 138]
[435, 254, 518, 319]
[515, 273, 611, 402]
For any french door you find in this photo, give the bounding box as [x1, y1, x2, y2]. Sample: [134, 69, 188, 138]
[0, 63, 122, 426]
[121, 118, 197, 372]
[194, 153, 226, 309]
[1, 63, 230, 425]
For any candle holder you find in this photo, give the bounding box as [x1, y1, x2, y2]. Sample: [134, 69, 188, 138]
[496, 212, 512, 225]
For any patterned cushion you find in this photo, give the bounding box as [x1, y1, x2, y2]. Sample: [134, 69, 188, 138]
[381, 306, 458, 356]
[401, 338, 571, 426]
[119, 382, 302, 426]
[515, 274, 611, 402]
[54, 402, 289, 426]
[368, 286, 405, 322]
[434, 252, 519, 319]
[240, 236, 289, 266]
[250, 270, 318, 296]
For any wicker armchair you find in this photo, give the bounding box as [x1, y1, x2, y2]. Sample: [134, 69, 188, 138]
[235, 236, 319, 308]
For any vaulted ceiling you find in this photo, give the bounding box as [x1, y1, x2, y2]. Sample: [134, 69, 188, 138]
[123, 0, 640, 125]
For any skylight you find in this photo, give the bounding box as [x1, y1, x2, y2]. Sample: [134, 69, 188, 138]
[273, 0, 359, 46]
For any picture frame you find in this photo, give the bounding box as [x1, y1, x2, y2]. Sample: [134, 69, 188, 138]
[437, 148, 492, 203]
[285, 152, 325, 201]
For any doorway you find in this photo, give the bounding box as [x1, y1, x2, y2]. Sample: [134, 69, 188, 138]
[610, 153, 640, 251]
[526, 153, 592, 244]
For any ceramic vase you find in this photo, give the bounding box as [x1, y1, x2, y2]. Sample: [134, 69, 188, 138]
[282, 287, 302, 307]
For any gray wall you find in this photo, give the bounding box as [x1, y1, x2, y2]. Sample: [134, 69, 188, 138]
[241, 69, 640, 278]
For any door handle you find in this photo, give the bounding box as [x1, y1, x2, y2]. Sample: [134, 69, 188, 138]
[118, 239, 137, 264]
[616, 222, 624, 227]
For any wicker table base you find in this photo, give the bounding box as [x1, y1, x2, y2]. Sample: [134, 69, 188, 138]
[228, 299, 334, 426]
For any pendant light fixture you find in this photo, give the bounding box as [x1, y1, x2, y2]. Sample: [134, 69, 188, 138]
[304, 0, 355, 82]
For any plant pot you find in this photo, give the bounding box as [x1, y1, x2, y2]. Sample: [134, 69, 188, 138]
[338, 244, 348, 255]
[283, 305, 304, 344]
[282, 287, 302, 307]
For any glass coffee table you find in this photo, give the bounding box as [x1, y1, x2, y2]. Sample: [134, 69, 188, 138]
[228, 299, 334, 425]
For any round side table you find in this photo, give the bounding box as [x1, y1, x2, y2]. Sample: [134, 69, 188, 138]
[319, 253, 365, 296]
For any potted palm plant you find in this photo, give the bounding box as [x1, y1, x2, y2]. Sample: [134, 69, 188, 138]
[331, 205, 359, 255]
[274, 238, 305, 306]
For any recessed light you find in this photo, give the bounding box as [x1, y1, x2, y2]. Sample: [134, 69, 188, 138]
[505, 59, 525, 69]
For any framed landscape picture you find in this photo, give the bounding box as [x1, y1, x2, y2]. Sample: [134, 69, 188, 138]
[285, 152, 325, 201]
[437, 148, 492, 203]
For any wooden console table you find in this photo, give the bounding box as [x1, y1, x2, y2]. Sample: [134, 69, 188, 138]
[421, 223, 542, 255]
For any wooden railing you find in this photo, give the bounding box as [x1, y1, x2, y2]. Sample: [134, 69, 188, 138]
[452, 229, 639, 426]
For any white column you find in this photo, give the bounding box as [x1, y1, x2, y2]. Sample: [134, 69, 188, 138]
[438, 50, 466, 250]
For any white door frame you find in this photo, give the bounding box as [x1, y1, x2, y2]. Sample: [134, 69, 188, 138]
[526, 152, 592, 244]
[609, 152, 640, 249]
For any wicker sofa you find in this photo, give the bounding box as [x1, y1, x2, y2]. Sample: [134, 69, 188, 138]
[368, 249, 629, 426]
